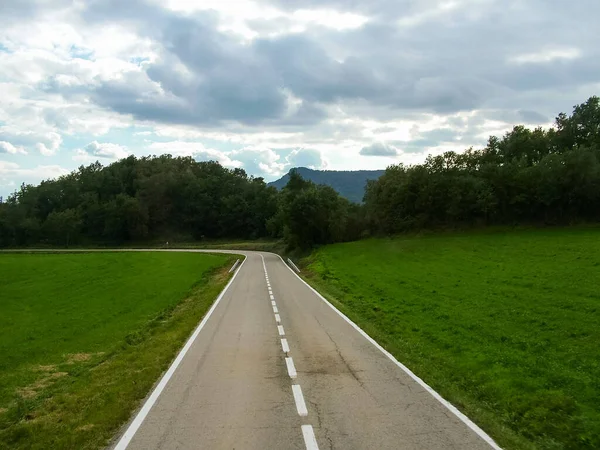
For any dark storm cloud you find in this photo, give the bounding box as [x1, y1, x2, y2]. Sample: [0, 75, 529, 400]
[77, 2, 330, 127]
[359, 142, 398, 156]
[55, 0, 600, 129]
[0, 0, 72, 24]
[518, 110, 549, 124]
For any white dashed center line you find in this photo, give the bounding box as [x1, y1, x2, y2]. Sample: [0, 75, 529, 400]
[292, 385, 308, 416]
[260, 254, 319, 450]
[301, 425, 319, 450]
[285, 357, 297, 379]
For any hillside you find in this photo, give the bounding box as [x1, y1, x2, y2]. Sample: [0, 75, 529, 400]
[269, 167, 385, 203]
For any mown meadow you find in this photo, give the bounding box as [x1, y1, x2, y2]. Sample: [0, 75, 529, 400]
[0, 251, 234, 449]
[303, 228, 600, 449]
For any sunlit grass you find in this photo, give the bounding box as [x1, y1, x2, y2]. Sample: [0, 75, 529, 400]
[0, 251, 234, 449]
[304, 228, 600, 450]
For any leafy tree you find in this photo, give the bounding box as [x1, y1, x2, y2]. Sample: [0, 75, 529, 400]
[3, 96, 600, 250]
[364, 97, 600, 234]
[43, 209, 82, 247]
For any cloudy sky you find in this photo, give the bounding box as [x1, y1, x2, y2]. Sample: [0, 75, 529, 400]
[1, 0, 598, 197]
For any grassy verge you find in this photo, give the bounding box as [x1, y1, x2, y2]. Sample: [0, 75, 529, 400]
[0, 252, 235, 449]
[301, 228, 600, 450]
[169, 239, 284, 253]
[2, 238, 283, 253]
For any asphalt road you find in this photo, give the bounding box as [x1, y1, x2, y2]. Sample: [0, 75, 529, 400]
[113, 251, 500, 450]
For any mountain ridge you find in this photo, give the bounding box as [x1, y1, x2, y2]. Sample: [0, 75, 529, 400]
[268, 167, 385, 203]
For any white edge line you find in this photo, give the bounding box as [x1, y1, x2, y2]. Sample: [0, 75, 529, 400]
[292, 385, 308, 416]
[271, 301, 277, 306]
[113, 255, 247, 450]
[285, 356, 297, 379]
[278, 325, 285, 336]
[275, 313, 281, 323]
[281, 338, 290, 353]
[273, 306, 279, 314]
[301, 425, 319, 450]
[270, 294, 275, 300]
[275, 253, 502, 450]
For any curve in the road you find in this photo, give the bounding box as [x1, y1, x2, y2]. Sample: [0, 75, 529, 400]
[93, 249, 501, 450]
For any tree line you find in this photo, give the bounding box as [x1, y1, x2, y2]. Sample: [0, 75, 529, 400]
[1, 96, 599, 250]
[364, 96, 600, 234]
[0, 156, 278, 247]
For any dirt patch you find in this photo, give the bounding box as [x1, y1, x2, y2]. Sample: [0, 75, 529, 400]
[214, 266, 232, 284]
[66, 353, 92, 363]
[65, 352, 105, 364]
[17, 387, 38, 399]
[17, 372, 69, 398]
[48, 372, 68, 379]
[35, 364, 57, 372]
[0, 408, 8, 414]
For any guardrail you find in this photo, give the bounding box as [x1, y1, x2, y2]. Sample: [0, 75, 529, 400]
[228, 259, 240, 273]
[287, 258, 301, 273]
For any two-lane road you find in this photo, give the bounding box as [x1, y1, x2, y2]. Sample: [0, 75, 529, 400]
[114, 251, 500, 450]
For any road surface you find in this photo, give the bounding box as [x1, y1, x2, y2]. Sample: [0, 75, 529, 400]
[113, 250, 500, 450]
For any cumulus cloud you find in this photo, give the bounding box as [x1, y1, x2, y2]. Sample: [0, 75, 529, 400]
[359, 142, 398, 156]
[228, 146, 286, 177]
[0, 160, 70, 195]
[147, 141, 242, 168]
[0, 128, 61, 156]
[1, 0, 599, 195]
[75, 141, 130, 161]
[0, 141, 27, 154]
[0, 160, 69, 177]
[286, 148, 327, 169]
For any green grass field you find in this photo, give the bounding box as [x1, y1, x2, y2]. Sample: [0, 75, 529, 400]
[303, 228, 600, 450]
[0, 251, 234, 449]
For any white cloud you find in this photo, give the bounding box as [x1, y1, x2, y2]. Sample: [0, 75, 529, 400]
[0, 141, 27, 155]
[147, 141, 242, 167]
[0, 127, 61, 156]
[78, 141, 130, 160]
[292, 9, 369, 30]
[0, 162, 69, 178]
[229, 146, 286, 177]
[0, 0, 597, 195]
[286, 148, 327, 169]
[0, 160, 70, 195]
[509, 48, 582, 64]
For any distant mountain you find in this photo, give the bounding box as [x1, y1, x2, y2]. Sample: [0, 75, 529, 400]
[268, 167, 385, 203]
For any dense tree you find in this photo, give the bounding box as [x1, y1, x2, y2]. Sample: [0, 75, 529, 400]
[2, 96, 600, 250]
[0, 156, 280, 247]
[43, 209, 82, 246]
[273, 170, 365, 250]
[365, 96, 600, 233]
